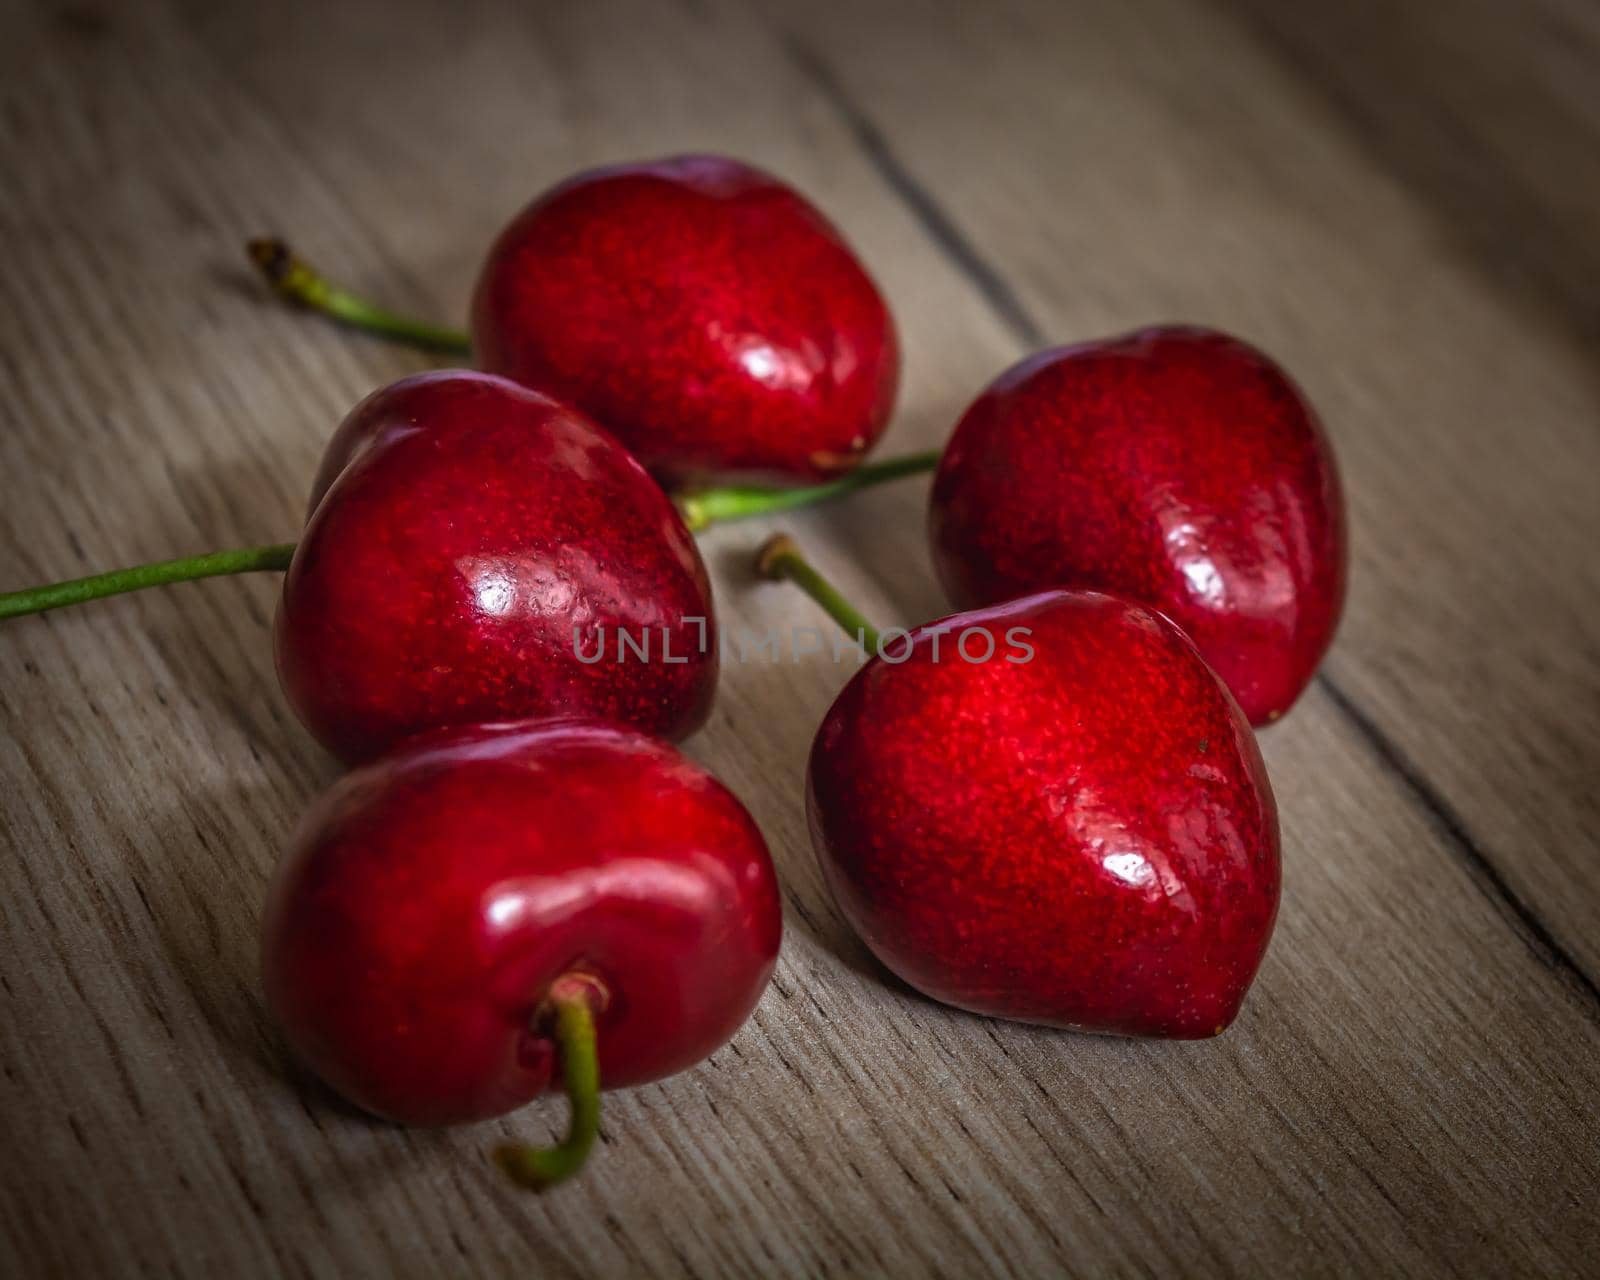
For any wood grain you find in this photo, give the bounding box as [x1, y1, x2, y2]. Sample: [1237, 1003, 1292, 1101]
[1, 0, 1596, 1275]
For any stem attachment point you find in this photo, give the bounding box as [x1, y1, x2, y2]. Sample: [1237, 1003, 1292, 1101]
[494, 973, 607, 1192]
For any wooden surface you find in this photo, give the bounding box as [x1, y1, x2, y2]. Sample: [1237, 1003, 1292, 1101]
[2, 0, 1598, 1274]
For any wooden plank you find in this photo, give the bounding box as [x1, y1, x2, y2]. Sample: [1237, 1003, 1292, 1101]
[1224, 0, 1600, 342]
[0, 0, 1596, 1275]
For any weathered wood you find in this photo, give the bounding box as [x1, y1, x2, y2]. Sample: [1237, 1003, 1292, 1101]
[1, 0, 1596, 1274]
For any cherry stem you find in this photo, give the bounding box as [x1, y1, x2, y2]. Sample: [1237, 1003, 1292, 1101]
[0, 450, 937, 621]
[495, 976, 605, 1191]
[0, 544, 297, 621]
[676, 449, 940, 531]
[756, 533, 883, 653]
[247, 239, 472, 355]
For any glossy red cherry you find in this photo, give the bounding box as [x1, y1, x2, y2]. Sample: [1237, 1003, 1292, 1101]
[470, 155, 900, 487]
[262, 719, 781, 1181]
[276, 371, 717, 763]
[762, 537, 1279, 1037]
[929, 326, 1346, 725]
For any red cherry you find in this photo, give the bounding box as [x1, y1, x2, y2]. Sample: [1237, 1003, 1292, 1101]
[470, 155, 900, 487]
[276, 371, 716, 763]
[930, 326, 1346, 725]
[762, 537, 1279, 1038]
[261, 719, 781, 1182]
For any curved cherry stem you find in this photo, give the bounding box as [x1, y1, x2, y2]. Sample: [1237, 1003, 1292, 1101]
[756, 533, 883, 653]
[247, 240, 472, 355]
[0, 544, 297, 621]
[495, 976, 605, 1191]
[676, 449, 939, 531]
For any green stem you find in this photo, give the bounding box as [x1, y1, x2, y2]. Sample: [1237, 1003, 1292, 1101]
[247, 239, 472, 355]
[0, 448, 938, 621]
[0, 544, 297, 621]
[756, 533, 882, 654]
[495, 976, 605, 1191]
[677, 449, 940, 532]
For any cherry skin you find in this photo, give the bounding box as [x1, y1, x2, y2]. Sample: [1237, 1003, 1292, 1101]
[929, 326, 1346, 725]
[806, 590, 1280, 1037]
[261, 718, 782, 1127]
[470, 154, 900, 487]
[276, 371, 717, 763]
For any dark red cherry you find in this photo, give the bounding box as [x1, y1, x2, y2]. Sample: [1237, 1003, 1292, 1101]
[929, 326, 1346, 725]
[276, 372, 716, 762]
[470, 155, 900, 487]
[261, 719, 781, 1137]
[760, 535, 1279, 1037]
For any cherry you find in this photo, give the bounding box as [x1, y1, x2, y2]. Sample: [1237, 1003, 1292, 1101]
[929, 326, 1346, 725]
[276, 371, 718, 762]
[253, 154, 900, 487]
[0, 366, 924, 763]
[759, 534, 1280, 1037]
[261, 718, 782, 1187]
